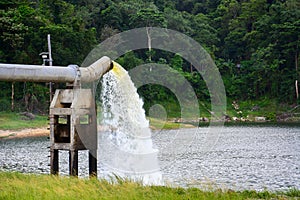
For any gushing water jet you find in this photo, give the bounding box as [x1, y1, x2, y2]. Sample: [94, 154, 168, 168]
[99, 62, 162, 185]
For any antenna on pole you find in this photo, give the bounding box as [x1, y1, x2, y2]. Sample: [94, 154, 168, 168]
[48, 34, 53, 66]
[48, 34, 53, 102]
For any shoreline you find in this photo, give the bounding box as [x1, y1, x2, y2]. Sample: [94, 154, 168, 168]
[0, 128, 49, 139]
[1, 121, 299, 140]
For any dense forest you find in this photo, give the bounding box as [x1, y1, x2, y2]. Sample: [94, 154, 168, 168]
[0, 0, 299, 116]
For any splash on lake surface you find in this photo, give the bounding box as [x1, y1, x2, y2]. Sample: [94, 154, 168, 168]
[99, 62, 162, 185]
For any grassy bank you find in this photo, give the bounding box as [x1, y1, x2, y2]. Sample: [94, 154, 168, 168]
[226, 98, 296, 121]
[0, 111, 191, 131]
[148, 117, 196, 129]
[0, 172, 299, 200]
[146, 98, 299, 123]
[0, 97, 298, 131]
[0, 112, 48, 130]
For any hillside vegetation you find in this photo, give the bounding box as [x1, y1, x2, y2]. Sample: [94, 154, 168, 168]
[0, 0, 299, 120]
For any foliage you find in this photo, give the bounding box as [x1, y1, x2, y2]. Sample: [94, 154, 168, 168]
[0, 0, 299, 114]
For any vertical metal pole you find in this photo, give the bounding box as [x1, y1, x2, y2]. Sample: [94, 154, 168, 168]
[47, 34, 53, 102]
[11, 82, 14, 112]
[48, 35, 56, 175]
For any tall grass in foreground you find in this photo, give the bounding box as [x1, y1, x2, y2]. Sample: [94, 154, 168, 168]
[0, 172, 298, 200]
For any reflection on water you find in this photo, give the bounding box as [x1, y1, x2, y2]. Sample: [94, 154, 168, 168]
[0, 126, 299, 191]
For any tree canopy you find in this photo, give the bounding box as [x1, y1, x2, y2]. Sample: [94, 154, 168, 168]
[0, 0, 299, 113]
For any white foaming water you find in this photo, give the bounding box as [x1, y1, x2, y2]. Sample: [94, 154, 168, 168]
[99, 62, 162, 185]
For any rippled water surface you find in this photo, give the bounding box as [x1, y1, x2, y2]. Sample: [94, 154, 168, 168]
[0, 125, 299, 191]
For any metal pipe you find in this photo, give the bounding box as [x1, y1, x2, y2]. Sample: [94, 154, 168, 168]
[0, 56, 112, 83]
[0, 64, 76, 82]
[80, 56, 112, 83]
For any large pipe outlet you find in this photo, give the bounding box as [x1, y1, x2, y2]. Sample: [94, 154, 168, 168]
[80, 56, 112, 83]
[0, 56, 112, 83]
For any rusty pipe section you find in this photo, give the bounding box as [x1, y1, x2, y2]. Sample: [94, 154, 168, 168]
[0, 56, 112, 83]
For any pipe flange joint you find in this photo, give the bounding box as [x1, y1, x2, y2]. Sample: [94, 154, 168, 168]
[69, 64, 81, 87]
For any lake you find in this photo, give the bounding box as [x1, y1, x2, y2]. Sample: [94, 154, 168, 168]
[0, 125, 299, 191]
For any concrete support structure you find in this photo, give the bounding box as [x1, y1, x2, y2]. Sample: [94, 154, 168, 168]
[0, 56, 112, 177]
[49, 88, 98, 176]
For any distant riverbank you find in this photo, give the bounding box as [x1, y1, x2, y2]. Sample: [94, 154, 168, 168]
[1, 117, 299, 140]
[0, 128, 49, 139]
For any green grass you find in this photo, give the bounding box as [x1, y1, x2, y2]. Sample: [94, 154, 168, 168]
[148, 117, 195, 129]
[0, 112, 48, 130]
[0, 98, 296, 131]
[0, 172, 298, 200]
